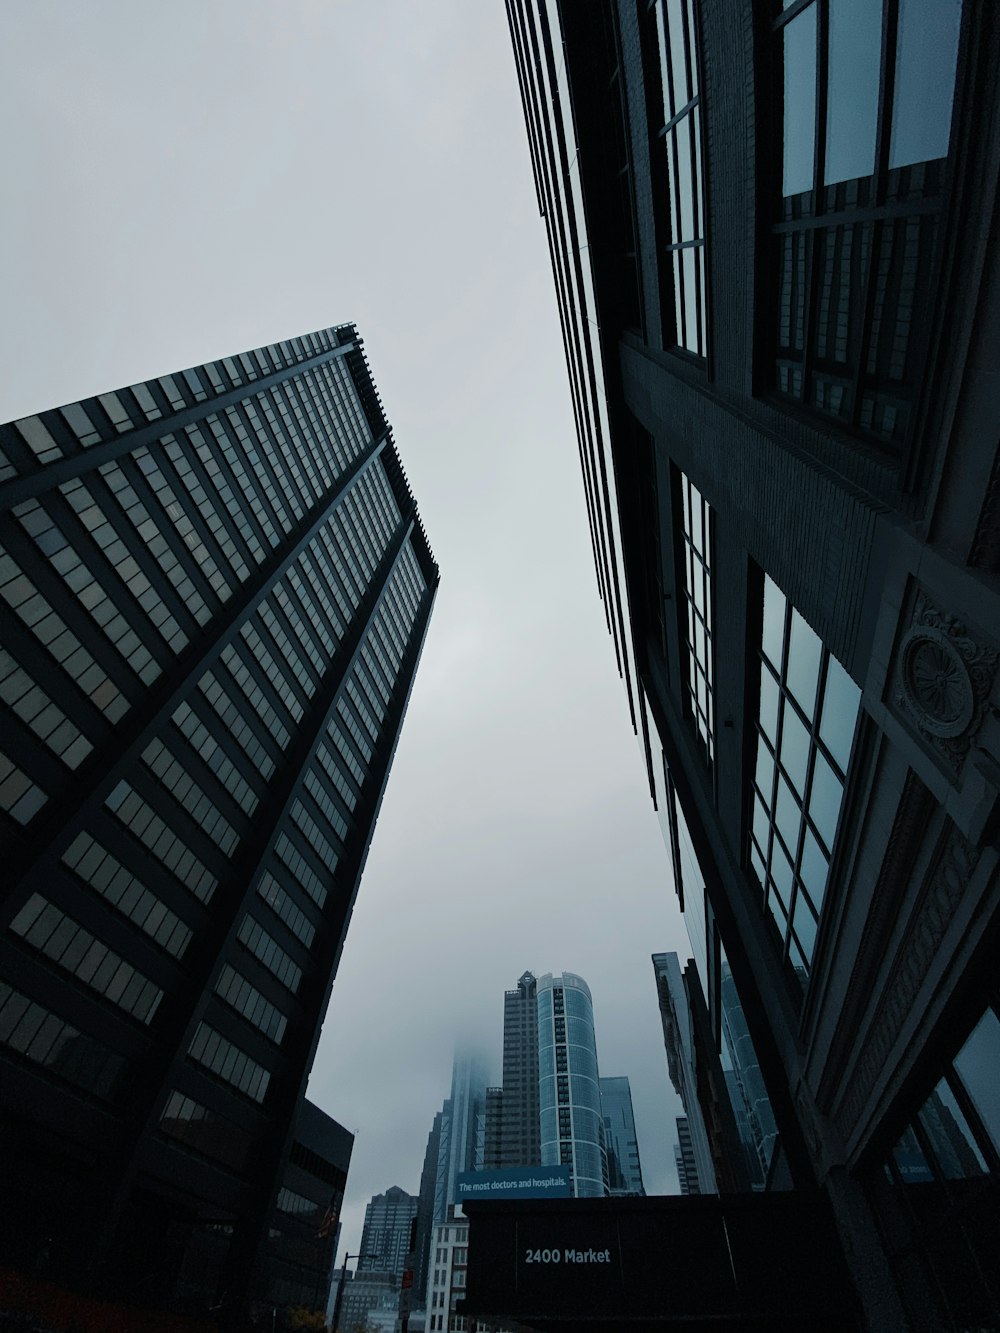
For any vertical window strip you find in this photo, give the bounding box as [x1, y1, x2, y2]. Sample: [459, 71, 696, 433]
[748, 575, 860, 980]
[679, 475, 714, 762]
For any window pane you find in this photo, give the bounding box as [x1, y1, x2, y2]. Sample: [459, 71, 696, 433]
[786, 610, 822, 713]
[774, 773, 800, 857]
[824, 0, 882, 186]
[769, 844, 793, 919]
[762, 576, 786, 669]
[760, 664, 780, 742]
[808, 750, 842, 849]
[889, 0, 963, 169]
[918, 1079, 988, 1179]
[780, 703, 811, 795]
[819, 654, 861, 773]
[783, 7, 817, 196]
[892, 1126, 934, 1183]
[953, 1009, 1000, 1155]
[799, 825, 829, 906]
[792, 888, 818, 961]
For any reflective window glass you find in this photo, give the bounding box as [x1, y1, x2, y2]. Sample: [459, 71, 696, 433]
[819, 654, 861, 773]
[792, 888, 818, 959]
[918, 1079, 988, 1179]
[780, 703, 811, 794]
[783, 8, 817, 196]
[786, 610, 822, 712]
[761, 668, 780, 742]
[808, 750, 842, 849]
[750, 571, 860, 981]
[762, 576, 786, 668]
[824, 0, 881, 186]
[889, 0, 963, 169]
[953, 1009, 1000, 1155]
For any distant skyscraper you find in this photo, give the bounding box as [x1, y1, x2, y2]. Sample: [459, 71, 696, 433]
[0, 325, 438, 1316]
[431, 1051, 488, 1223]
[600, 1075, 644, 1196]
[536, 972, 608, 1198]
[484, 969, 540, 1169]
[413, 1109, 443, 1300]
[674, 1118, 702, 1196]
[358, 1186, 418, 1278]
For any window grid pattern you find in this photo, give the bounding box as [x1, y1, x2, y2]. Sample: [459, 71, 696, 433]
[0, 981, 125, 1100]
[773, 0, 964, 446]
[105, 779, 218, 903]
[679, 475, 714, 762]
[187, 1021, 270, 1103]
[10, 893, 163, 1024]
[61, 831, 192, 958]
[255, 872, 316, 949]
[214, 963, 287, 1044]
[236, 915, 302, 994]
[141, 736, 241, 856]
[748, 575, 861, 979]
[158, 1090, 252, 1172]
[654, 0, 708, 357]
[171, 699, 260, 817]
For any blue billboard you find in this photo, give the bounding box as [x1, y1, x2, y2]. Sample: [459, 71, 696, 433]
[457, 1167, 572, 1200]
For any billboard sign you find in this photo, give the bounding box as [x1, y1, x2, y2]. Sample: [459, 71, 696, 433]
[456, 1166, 572, 1200]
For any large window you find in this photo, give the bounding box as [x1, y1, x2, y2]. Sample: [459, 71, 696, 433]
[881, 993, 1000, 1324]
[772, 0, 964, 446]
[678, 473, 714, 762]
[749, 575, 861, 980]
[653, 0, 708, 358]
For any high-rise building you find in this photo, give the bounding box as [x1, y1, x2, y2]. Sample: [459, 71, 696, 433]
[483, 969, 540, 1170]
[674, 1117, 702, 1196]
[536, 971, 608, 1198]
[357, 1185, 418, 1279]
[430, 1051, 489, 1226]
[507, 0, 999, 1325]
[0, 325, 438, 1317]
[653, 950, 757, 1193]
[599, 1075, 645, 1196]
[413, 1108, 444, 1301]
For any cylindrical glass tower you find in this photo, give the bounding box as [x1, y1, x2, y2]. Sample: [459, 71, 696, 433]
[537, 972, 608, 1197]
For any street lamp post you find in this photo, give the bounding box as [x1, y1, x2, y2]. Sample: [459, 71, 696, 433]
[330, 1251, 360, 1333]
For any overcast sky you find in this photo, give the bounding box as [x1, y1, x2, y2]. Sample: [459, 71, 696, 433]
[0, 0, 692, 1262]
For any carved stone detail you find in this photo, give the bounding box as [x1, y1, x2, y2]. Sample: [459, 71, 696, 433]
[838, 824, 978, 1131]
[892, 592, 999, 774]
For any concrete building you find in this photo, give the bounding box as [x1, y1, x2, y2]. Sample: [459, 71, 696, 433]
[483, 970, 540, 1170]
[358, 1185, 418, 1279]
[507, 0, 1000, 1324]
[0, 324, 438, 1317]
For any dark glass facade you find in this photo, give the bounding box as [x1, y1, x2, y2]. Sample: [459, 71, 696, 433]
[509, 0, 999, 1326]
[0, 324, 438, 1318]
[483, 969, 541, 1170]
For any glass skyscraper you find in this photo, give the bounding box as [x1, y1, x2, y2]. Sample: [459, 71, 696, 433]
[599, 1075, 644, 1196]
[536, 971, 608, 1197]
[484, 969, 540, 1169]
[0, 324, 438, 1317]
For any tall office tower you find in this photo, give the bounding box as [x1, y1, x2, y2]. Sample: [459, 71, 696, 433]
[483, 969, 540, 1169]
[599, 1075, 645, 1196]
[0, 325, 438, 1317]
[413, 1108, 443, 1300]
[508, 1, 999, 1325]
[536, 972, 608, 1198]
[653, 950, 758, 1193]
[674, 1118, 702, 1196]
[357, 1186, 419, 1278]
[431, 1050, 489, 1223]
